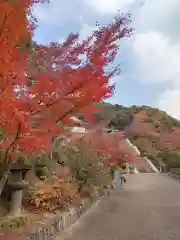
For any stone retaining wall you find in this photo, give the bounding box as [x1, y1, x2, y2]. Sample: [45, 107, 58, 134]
[26, 189, 110, 240]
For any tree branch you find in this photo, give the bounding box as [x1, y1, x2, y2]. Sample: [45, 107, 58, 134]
[0, 123, 21, 196]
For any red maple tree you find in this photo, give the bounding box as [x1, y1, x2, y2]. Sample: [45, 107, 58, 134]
[0, 0, 132, 194]
[97, 132, 135, 167]
[0, 0, 50, 193]
[72, 130, 135, 168]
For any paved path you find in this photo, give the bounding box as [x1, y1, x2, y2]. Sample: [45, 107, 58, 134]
[60, 174, 180, 240]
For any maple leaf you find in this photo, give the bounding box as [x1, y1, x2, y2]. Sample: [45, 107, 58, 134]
[0, 0, 133, 196]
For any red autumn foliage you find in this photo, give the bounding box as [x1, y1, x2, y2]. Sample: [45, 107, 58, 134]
[0, 0, 50, 154]
[97, 132, 136, 167]
[0, 1, 132, 156]
[159, 129, 180, 148]
[126, 121, 158, 138]
[71, 130, 135, 167]
[126, 111, 180, 149]
[0, 0, 133, 194]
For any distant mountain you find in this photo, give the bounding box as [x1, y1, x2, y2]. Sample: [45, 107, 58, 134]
[92, 102, 180, 170]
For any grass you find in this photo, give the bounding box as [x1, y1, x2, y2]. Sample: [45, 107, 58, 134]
[0, 216, 31, 233]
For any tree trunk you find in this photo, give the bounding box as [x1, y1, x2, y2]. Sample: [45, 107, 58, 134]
[0, 162, 11, 196]
[49, 136, 57, 160]
[0, 123, 21, 196]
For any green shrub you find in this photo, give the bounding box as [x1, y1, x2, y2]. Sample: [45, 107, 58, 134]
[53, 144, 112, 191]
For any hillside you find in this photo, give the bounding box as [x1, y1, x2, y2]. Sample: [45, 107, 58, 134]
[92, 102, 180, 171]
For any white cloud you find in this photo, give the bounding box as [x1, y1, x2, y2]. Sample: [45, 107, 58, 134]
[33, 0, 180, 118]
[135, 0, 180, 42]
[85, 0, 135, 14]
[158, 89, 180, 119]
[133, 32, 180, 85]
[79, 0, 180, 120]
[33, 0, 85, 26]
[130, 0, 180, 118]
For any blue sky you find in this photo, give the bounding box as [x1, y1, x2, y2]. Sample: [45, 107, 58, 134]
[33, 0, 180, 119]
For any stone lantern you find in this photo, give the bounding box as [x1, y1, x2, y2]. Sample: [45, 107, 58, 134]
[7, 160, 32, 216]
[35, 158, 47, 180]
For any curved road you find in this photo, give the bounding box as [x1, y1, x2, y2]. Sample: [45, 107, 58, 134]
[60, 174, 180, 240]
